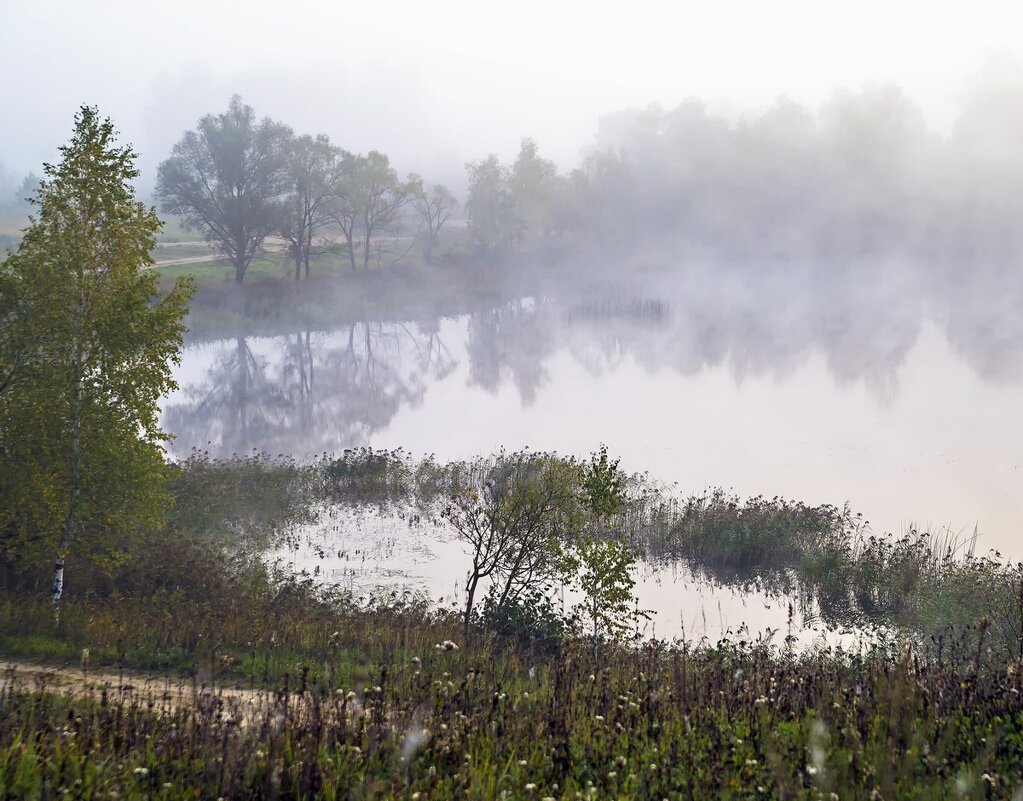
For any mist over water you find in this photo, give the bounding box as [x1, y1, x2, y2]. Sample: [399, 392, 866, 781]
[163, 260, 1023, 560]
[5, 0, 1019, 642]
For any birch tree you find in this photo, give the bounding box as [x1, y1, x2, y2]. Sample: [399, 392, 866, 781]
[0, 106, 192, 618]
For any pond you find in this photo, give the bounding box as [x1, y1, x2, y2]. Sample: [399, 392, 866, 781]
[162, 263, 1023, 639]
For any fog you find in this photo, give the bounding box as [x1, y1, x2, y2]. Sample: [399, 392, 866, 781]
[3, 0, 1022, 542]
[2, 0, 1023, 196]
[3, 0, 1023, 641]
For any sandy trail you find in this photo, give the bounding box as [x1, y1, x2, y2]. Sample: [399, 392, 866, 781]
[1, 657, 273, 710]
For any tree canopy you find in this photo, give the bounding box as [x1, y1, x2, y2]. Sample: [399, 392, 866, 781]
[0, 106, 193, 605]
[156, 96, 292, 283]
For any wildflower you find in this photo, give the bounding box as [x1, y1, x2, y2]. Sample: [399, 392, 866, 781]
[649, 764, 657, 771]
[745, 759, 758, 767]
[614, 756, 627, 768]
[133, 767, 148, 777]
[522, 691, 530, 699]
[518, 759, 528, 766]
[525, 784, 537, 792]
[412, 794, 421, 801]
[806, 765, 818, 777]
[607, 771, 617, 780]
[594, 715, 604, 722]
[411, 656, 421, 665]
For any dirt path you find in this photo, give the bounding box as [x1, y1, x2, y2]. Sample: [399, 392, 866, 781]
[152, 253, 224, 268]
[1, 657, 271, 710]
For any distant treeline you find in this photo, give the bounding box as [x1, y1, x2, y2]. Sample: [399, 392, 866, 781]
[5, 76, 1023, 274]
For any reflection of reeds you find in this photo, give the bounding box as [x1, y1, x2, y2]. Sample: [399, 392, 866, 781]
[565, 297, 670, 327]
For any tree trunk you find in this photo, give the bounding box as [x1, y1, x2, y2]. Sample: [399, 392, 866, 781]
[463, 570, 480, 644]
[54, 360, 83, 624]
[346, 237, 356, 273]
[294, 249, 302, 281]
[234, 257, 246, 284]
[362, 219, 373, 271]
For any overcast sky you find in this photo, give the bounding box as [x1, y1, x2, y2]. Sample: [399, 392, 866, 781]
[2, 0, 1022, 192]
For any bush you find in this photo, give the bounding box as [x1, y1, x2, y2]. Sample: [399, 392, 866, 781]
[477, 588, 567, 657]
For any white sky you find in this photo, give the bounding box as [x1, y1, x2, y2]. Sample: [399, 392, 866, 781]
[2, 0, 1022, 190]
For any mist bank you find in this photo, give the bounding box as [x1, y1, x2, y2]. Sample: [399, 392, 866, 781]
[7, 65, 1023, 273]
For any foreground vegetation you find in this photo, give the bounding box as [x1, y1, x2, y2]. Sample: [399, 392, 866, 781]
[2, 451, 1022, 798]
[4, 628, 1023, 799]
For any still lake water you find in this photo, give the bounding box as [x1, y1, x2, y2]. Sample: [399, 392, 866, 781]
[163, 267, 1023, 639]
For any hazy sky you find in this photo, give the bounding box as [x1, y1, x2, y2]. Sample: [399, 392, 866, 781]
[2, 0, 1022, 192]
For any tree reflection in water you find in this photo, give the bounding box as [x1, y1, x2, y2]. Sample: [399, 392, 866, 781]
[165, 262, 1022, 459]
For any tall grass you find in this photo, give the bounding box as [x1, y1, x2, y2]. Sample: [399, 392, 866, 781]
[3, 635, 1023, 799]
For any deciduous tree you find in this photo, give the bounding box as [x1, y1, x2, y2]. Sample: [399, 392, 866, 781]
[465, 155, 518, 255]
[0, 106, 193, 616]
[278, 134, 346, 281]
[412, 181, 457, 263]
[443, 451, 580, 643]
[156, 96, 291, 283]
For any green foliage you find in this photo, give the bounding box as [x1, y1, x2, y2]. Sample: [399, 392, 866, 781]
[477, 586, 566, 657]
[443, 450, 582, 638]
[581, 443, 626, 519]
[572, 446, 645, 648]
[571, 536, 646, 646]
[327, 150, 418, 272]
[0, 106, 193, 585]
